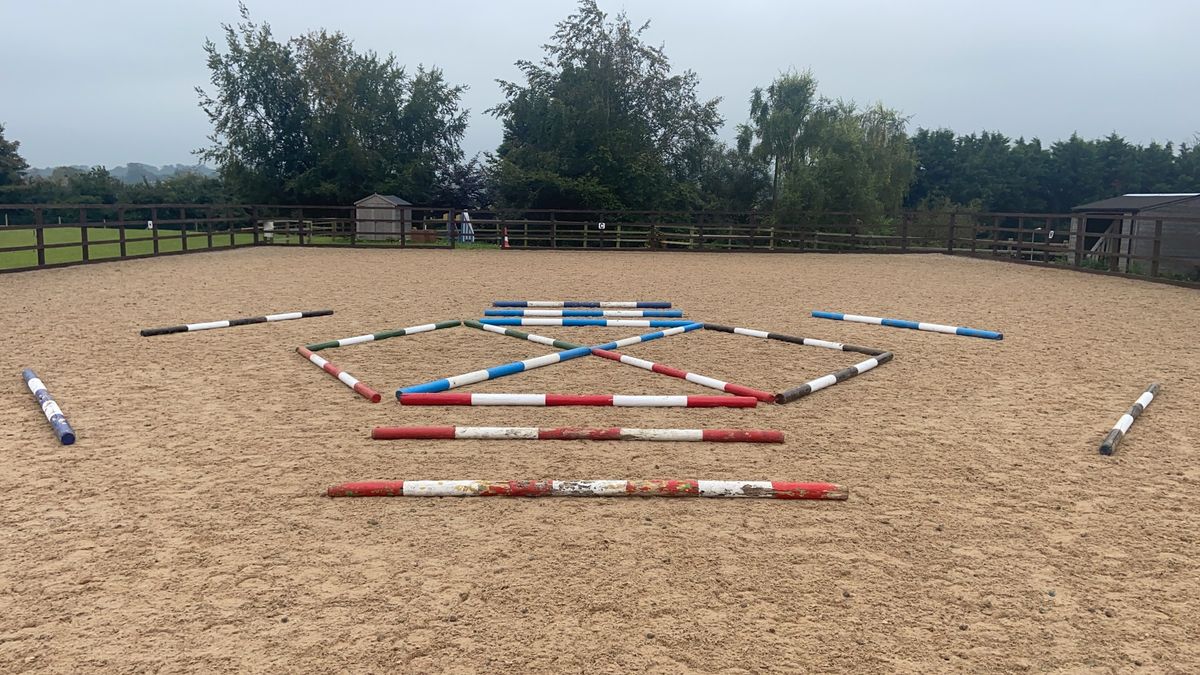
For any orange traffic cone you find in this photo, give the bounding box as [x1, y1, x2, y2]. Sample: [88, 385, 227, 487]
[502, 226, 510, 249]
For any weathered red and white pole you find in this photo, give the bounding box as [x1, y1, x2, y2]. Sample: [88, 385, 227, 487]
[327, 479, 847, 499]
[396, 393, 758, 407]
[371, 426, 784, 442]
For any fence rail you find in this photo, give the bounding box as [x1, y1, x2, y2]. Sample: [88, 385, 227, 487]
[1, 203, 1197, 287]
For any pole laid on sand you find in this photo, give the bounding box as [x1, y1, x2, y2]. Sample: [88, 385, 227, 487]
[296, 346, 382, 402]
[327, 479, 846, 499]
[397, 393, 758, 407]
[479, 318, 694, 328]
[400, 323, 705, 395]
[493, 301, 672, 308]
[484, 309, 684, 318]
[1099, 383, 1160, 455]
[22, 369, 76, 445]
[589, 347, 777, 402]
[372, 426, 784, 442]
[810, 311, 1003, 340]
[776, 353, 894, 403]
[305, 319, 460, 351]
[702, 323, 887, 356]
[140, 309, 333, 337]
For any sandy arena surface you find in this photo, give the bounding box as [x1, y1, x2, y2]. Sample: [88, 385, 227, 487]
[2, 247, 1199, 672]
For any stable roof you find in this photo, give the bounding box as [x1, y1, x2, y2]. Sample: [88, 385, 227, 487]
[1072, 193, 1200, 213]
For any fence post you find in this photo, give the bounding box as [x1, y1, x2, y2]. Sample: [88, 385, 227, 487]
[448, 207, 456, 249]
[1107, 221, 1120, 272]
[118, 206, 127, 258]
[227, 205, 235, 247]
[78, 207, 89, 262]
[34, 207, 45, 267]
[1150, 219, 1163, 277]
[1073, 214, 1085, 267]
[946, 212, 956, 254]
[206, 206, 214, 249]
[900, 212, 910, 251]
[151, 207, 160, 254]
[292, 208, 303, 245]
[251, 206, 261, 245]
[178, 208, 188, 252]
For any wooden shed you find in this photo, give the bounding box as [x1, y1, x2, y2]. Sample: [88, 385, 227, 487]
[354, 194, 413, 241]
[1070, 193, 1200, 276]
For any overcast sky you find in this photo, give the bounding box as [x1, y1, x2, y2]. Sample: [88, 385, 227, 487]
[2, 0, 1197, 168]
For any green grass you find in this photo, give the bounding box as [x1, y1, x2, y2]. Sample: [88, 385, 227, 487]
[0, 227, 256, 270]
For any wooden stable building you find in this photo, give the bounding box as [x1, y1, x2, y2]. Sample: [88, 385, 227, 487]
[1071, 193, 1200, 276]
[354, 194, 413, 241]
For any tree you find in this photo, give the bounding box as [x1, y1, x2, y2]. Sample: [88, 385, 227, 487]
[747, 70, 818, 208]
[746, 71, 915, 220]
[489, 0, 723, 210]
[197, 5, 468, 204]
[0, 123, 30, 186]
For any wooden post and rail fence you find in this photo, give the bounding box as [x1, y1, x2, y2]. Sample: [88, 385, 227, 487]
[0, 203, 1197, 287]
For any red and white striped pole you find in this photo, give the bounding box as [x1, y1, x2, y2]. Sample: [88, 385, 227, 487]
[396, 393, 758, 407]
[502, 226, 510, 249]
[372, 426, 783, 442]
[327, 479, 847, 500]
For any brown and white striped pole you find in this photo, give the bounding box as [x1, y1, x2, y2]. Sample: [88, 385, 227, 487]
[1099, 383, 1160, 455]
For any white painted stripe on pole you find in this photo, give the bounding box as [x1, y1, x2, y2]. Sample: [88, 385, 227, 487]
[1115, 413, 1135, 434]
[854, 357, 881, 373]
[456, 426, 540, 439]
[307, 352, 330, 368]
[843, 314, 883, 325]
[188, 320, 230, 331]
[733, 327, 770, 339]
[337, 334, 376, 347]
[685, 372, 729, 390]
[614, 395, 687, 406]
[41, 400, 64, 418]
[265, 312, 303, 321]
[552, 480, 628, 495]
[336, 371, 359, 387]
[1136, 391, 1155, 408]
[523, 333, 560, 347]
[622, 428, 704, 441]
[916, 322, 958, 334]
[446, 370, 491, 388]
[473, 394, 546, 405]
[405, 323, 439, 334]
[806, 374, 838, 392]
[698, 480, 772, 496]
[522, 353, 563, 369]
[803, 338, 845, 350]
[618, 354, 655, 370]
[26, 377, 45, 394]
[404, 480, 479, 497]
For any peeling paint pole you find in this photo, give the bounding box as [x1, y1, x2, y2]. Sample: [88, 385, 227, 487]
[327, 480, 847, 500]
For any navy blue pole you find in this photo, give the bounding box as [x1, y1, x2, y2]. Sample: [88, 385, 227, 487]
[22, 368, 76, 445]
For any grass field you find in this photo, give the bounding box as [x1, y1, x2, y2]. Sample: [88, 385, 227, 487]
[0, 228, 499, 269]
[0, 227, 257, 270]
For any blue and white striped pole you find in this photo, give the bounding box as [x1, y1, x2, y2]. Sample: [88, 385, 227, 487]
[811, 311, 1003, 340]
[398, 323, 704, 396]
[479, 318, 695, 328]
[22, 369, 76, 445]
[493, 301, 672, 308]
[483, 309, 684, 318]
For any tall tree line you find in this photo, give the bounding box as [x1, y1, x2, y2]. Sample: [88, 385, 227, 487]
[3, 0, 1196, 213]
